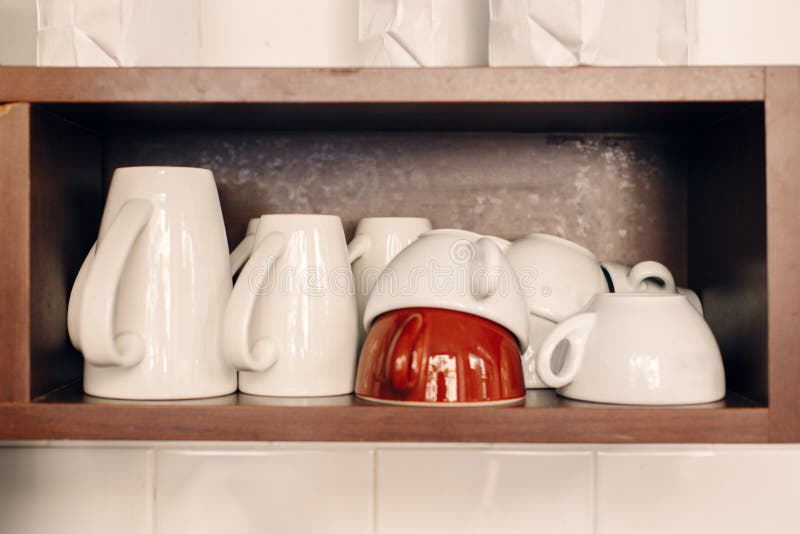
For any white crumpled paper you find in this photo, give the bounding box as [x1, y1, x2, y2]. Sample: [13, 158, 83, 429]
[489, 0, 697, 66]
[36, 0, 201, 66]
[358, 0, 490, 66]
[36, 0, 360, 66]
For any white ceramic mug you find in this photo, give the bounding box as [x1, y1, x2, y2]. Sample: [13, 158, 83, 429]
[506, 234, 608, 388]
[347, 217, 431, 340]
[601, 261, 703, 314]
[223, 214, 358, 396]
[536, 293, 725, 405]
[67, 167, 237, 400]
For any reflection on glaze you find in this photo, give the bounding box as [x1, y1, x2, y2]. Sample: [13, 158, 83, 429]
[629, 353, 662, 391]
[424, 354, 458, 402]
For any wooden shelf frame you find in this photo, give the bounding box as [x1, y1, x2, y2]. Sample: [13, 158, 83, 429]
[0, 66, 798, 443]
[0, 66, 765, 103]
[0, 389, 768, 443]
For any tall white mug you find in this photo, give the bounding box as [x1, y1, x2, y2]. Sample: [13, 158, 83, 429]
[347, 217, 431, 340]
[67, 167, 237, 399]
[223, 214, 358, 396]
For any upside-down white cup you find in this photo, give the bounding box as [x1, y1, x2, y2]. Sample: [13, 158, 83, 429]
[363, 229, 529, 347]
[506, 234, 608, 389]
[347, 217, 431, 341]
[67, 167, 237, 400]
[223, 214, 358, 397]
[536, 293, 725, 405]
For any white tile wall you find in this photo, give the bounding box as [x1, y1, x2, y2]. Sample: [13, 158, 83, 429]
[375, 448, 594, 534]
[0, 446, 153, 534]
[2, 442, 800, 534]
[596, 446, 800, 534]
[154, 448, 373, 534]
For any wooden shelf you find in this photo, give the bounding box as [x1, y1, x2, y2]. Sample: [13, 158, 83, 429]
[0, 66, 765, 103]
[0, 67, 798, 443]
[0, 386, 767, 443]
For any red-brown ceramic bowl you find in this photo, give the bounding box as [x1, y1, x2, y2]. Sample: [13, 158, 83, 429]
[355, 307, 526, 405]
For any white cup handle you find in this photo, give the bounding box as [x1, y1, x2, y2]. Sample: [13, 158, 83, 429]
[229, 218, 261, 275]
[520, 343, 537, 378]
[347, 234, 371, 263]
[229, 234, 256, 275]
[67, 242, 96, 351]
[628, 260, 676, 292]
[77, 199, 152, 368]
[470, 237, 504, 299]
[223, 232, 287, 372]
[536, 312, 596, 388]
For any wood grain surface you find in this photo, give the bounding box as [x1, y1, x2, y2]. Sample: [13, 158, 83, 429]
[28, 106, 103, 399]
[0, 67, 765, 104]
[0, 103, 31, 402]
[688, 104, 767, 405]
[0, 388, 768, 443]
[765, 67, 800, 442]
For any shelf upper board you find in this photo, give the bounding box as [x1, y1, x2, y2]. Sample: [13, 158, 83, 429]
[0, 67, 765, 104]
[0, 387, 768, 443]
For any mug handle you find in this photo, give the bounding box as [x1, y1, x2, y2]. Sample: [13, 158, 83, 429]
[229, 234, 256, 275]
[67, 242, 96, 351]
[229, 218, 261, 275]
[78, 199, 153, 368]
[470, 237, 504, 299]
[628, 260, 676, 292]
[222, 232, 287, 372]
[389, 313, 425, 392]
[347, 234, 371, 263]
[536, 312, 596, 388]
[520, 344, 538, 381]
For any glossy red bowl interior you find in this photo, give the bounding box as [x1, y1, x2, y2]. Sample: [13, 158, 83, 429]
[355, 307, 525, 405]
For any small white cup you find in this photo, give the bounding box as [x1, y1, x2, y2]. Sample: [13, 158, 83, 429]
[223, 214, 358, 397]
[506, 234, 608, 388]
[363, 229, 529, 347]
[347, 217, 432, 340]
[536, 293, 725, 405]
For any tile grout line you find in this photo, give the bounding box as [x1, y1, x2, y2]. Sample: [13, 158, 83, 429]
[371, 447, 379, 534]
[592, 449, 598, 534]
[148, 447, 157, 534]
